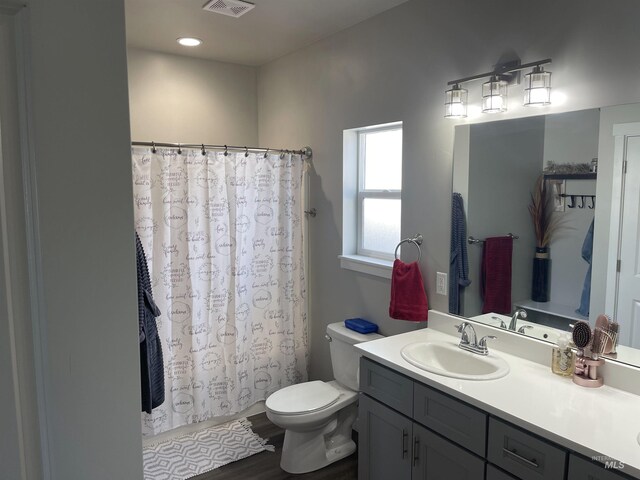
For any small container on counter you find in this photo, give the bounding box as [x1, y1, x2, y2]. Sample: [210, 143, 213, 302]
[551, 334, 575, 377]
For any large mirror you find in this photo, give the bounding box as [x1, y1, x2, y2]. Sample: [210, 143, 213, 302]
[450, 104, 640, 367]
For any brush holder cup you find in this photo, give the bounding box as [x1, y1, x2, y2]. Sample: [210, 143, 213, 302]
[531, 247, 550, 302]
[573, 357, 604, 388]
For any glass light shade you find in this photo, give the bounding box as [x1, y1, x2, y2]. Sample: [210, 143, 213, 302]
[444, 84, 468, 118]
[482, 77, 508, 113]
[524, 66, 552, 106]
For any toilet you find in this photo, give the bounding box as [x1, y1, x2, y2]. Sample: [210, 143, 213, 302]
[265, 321, 383, 474]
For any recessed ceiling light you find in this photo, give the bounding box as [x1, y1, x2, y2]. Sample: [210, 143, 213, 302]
[177, 37, 202, 47]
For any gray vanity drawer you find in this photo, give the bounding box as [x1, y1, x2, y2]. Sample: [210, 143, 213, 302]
[487, 464, 519, 480]
[360, 357, 413, 417]
[413, 382, 487, 456]
[568, 454, 630, 480]
[487, 417, 567, 480]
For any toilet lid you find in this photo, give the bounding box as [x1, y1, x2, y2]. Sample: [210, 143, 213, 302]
[266, 381, 340, 415]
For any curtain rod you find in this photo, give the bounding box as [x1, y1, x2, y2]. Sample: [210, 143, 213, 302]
[131, 141, 313, 159]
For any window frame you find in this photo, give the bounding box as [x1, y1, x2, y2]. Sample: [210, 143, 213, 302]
[356, 124, 402, 261]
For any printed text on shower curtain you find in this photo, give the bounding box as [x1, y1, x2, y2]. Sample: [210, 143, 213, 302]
[132, 148, 308, 436]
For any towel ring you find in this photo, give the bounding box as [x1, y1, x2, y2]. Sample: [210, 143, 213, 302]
[394, 234, 423, 262]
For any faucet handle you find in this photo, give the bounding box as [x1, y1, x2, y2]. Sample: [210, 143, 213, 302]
[478, 335, 498, 347]
[492, 316, 507, 329]
[518, 325, 534, 334]
[478, 335, 497, 351]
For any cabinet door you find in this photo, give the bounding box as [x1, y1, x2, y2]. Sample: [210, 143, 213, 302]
[358, 393, 413, 480]
[412, 423, 486, 480]
[568, 454, 630, 480]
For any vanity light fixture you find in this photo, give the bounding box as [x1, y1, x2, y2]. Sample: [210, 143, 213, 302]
[482, 76, 508, 113]
[177, 37, 203, 47]
[444, 84, 468, 118]
[524, 65, 552, 106]
[444, 58, 552, 118]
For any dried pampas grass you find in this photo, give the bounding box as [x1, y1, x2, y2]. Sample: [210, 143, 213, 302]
[529, 175, 563, 248]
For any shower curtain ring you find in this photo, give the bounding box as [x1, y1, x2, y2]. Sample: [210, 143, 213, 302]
[201, 144, 206, 156]
[244, 146, 249, 157]
[177, 143, 182, 155]
[224, 145, 228, 156]
[151, 141, 156, 153]
[264, 148, 269, 159]
[280, 150, 285, 159]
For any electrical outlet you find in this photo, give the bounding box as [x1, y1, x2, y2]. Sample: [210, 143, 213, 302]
[436, 272, 447, 295]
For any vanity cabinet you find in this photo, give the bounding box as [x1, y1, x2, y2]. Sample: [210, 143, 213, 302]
[360, 357, 487, 480]
[358, 357, 636, 480]
[358, 393, 485, 480]
[568, 454, 630, 480]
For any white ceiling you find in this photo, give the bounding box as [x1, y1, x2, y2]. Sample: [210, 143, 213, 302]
[125, 0, 409, 66]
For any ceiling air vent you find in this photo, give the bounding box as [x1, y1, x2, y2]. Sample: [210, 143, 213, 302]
[202, 0, 255, 18]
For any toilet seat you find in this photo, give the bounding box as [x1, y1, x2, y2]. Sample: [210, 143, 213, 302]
[266, 381, 340, 415]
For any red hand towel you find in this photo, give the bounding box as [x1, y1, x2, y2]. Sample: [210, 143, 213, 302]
[481, 236, 513, 315]
[389, 259, 429, 322]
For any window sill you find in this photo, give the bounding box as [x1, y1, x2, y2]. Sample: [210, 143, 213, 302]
[339, 254, 393, 279]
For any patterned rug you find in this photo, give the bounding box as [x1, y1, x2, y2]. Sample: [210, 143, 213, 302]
[143, 418, 274, 480]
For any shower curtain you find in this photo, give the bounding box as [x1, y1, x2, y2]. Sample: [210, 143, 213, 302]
[132, 147, 309, 436]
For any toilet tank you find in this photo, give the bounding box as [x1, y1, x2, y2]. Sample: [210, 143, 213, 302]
[326, 322, 383, 390]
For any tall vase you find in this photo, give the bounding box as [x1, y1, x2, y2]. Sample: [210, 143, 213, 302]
[531, 247, 550, 302]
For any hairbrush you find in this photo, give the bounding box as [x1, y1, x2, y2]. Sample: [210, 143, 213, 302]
[607, 321, 619, 354]
[572, 321, 592, 353]
[595, 314, 611, 331]
[591, 327, 608, 359]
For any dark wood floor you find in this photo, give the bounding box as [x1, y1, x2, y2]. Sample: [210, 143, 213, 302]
[192, 413, 358, 480]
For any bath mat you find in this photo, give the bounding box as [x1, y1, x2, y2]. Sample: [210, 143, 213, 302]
[143, 418, 274, 480]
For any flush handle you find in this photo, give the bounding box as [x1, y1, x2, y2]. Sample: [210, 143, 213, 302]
[325, 334, 332, 342]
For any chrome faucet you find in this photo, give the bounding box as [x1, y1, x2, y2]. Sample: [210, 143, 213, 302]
[455, 323, 497, 356]
[509, 309, 528, 331]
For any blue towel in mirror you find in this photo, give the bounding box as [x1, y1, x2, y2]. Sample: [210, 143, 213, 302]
[576, 219, 594, 317]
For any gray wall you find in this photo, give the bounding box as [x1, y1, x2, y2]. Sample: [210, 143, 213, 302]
[127, 48, 258, 145]
[26, 0, 143, 478]
[543, 109, 599, 310]
[257, 0, 640, 382]
[0, 8, 42, 479]
[464, 117, 545, 315]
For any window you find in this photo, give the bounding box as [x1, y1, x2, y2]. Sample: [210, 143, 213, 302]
[357, 125, 403, 260]
[340, 122, 402, 277]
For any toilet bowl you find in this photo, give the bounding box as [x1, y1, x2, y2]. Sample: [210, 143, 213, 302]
[265, 322, 383, 474]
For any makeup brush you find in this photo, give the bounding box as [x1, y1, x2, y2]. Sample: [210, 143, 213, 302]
[591, 327, 608, 360]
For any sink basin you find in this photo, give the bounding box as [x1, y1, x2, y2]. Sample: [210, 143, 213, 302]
[401, 342, 509, 380]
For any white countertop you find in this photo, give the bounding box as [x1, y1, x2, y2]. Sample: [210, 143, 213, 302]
[355, 327, 640, 478]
